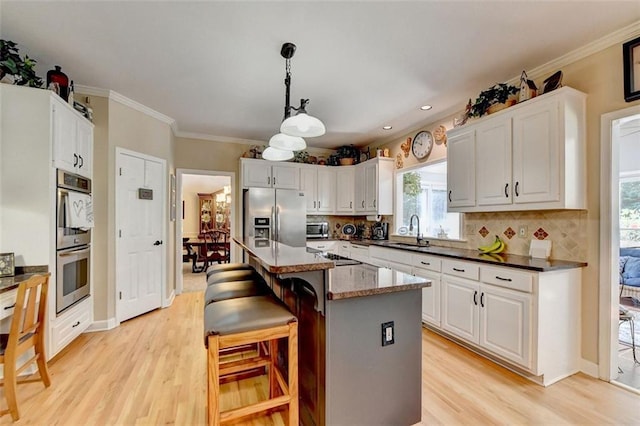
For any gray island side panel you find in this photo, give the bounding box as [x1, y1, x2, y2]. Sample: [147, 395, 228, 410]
[325, 289, 422, 426]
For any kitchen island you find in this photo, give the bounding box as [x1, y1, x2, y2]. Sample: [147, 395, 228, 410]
[234, 237, 431, 426]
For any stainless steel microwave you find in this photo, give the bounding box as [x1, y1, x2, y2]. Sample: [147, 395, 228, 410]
[307, 222, 329, 239]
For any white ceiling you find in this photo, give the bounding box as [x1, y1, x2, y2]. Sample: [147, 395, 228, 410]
[2, 1, 639, 149]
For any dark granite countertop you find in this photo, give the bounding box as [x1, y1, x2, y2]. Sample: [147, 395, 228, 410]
[370, 241, 587, 272]
[0, 266, 49, 294]
[327, 263, 430, 300]
[235, 237, 335, 273]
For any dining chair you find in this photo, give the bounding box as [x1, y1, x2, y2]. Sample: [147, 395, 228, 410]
[0, 273, 52, 421]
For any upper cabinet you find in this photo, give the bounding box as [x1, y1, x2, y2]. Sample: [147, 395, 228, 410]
[52, 96, 93, 178]
[300, 165, 336, 214]
[241, 158, 299, 189]
[354, 157, 394, 215]
[447, 87, 586, 213]
[335, 166, 355, 213]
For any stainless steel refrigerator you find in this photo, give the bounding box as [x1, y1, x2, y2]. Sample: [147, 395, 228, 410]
[243, 188, 306, 247]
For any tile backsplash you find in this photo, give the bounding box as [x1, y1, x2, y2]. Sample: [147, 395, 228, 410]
[429, 210, 587, 261]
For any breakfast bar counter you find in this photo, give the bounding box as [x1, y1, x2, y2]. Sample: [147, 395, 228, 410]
[235, 237, 430, 426]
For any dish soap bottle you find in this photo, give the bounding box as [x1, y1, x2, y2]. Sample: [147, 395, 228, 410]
[67, 80, 75, 106]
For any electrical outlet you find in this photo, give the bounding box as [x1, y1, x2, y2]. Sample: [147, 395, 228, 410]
[381, 321, 394, 346]
[518, 226, 528, 238]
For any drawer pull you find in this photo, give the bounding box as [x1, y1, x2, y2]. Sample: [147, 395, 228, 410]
[4, 303, 15, 310]
[72, 321, 81, 328]
[420, 261, 431, 266]
[495, 276, 513, 282]
[453, 267, 465, 272]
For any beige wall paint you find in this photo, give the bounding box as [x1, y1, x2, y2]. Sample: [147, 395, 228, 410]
[174, 137, 254, 241]
[79, 93, 176, 322]
[369, 43, 640, 364]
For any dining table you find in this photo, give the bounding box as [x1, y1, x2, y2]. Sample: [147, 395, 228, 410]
[183, 230, 230, 272]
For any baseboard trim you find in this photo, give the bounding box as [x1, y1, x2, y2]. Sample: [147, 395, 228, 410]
[86, 317, 118, 332]
[580, 358, 599, 378]
[164, 290, 175, 308]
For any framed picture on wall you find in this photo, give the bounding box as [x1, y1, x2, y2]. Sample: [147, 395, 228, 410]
[623, 36, 640, 102]
[170, 174, 176, 221]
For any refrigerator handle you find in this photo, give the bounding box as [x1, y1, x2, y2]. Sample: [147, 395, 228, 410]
[271, 206, 276, 242]
[275, 206, 281, 242]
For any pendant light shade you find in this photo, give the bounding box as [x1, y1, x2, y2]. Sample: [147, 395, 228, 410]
[280, 113, 326, 138]
[262, 146, 294, 161]
[269, 133, 306, 151]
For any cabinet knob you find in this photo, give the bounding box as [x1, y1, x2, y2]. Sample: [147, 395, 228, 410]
[515, 181, 520, 197]
[504, 183, 509, 198]
[79, 155, 83, 168]
[448, 190, 452, 202]
[473, 290, 478, 306]
[73, 153, 78, 167]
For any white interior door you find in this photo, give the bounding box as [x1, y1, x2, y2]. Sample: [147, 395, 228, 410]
[116, 149, 165, 322]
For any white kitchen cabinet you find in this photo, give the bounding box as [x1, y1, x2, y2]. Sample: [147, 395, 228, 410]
[349, 243, 370, 263]
[370, 244, 580, 385]
[447, 87, 586, 212]
[306, 241, 337, 253]
[446, 128, 476, 208]
[475, 119, 512, 206]
[335, 166, 355, 213]
[301, 165, 335, 213]
[0, 85, 94, 361]
[442, 274, 479, 342]
[412, 253, 442, 326]
[354, 157, 393, 215]
[241, 158, 300, 189]
[52, 95, 93, 178]
[479, 283, 531, 368]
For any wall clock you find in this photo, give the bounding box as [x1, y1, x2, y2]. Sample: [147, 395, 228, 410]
[412, 130, 433, 160]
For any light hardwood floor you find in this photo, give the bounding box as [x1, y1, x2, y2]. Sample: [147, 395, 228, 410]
[1, 291, 639, 425]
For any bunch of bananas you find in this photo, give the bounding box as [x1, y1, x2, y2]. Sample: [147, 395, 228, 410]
[478, 235, 505, 254]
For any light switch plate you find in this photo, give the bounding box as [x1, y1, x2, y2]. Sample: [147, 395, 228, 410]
[381, 321, 394, 346]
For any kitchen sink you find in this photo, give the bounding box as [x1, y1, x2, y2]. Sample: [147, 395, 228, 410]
[385, 242, 430, 251]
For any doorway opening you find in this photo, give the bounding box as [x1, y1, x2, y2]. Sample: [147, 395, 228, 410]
[600, 106, 640, 392]
[175, 169, 235, 294]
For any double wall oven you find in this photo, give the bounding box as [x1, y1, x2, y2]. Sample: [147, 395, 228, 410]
[56, 170, 91, 314]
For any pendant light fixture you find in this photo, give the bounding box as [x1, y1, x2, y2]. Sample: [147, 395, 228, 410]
[266, 42, 325, 161]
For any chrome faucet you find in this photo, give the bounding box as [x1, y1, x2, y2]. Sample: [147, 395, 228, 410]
[409, 214, 422, 245]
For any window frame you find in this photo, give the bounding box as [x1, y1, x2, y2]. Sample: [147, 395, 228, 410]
[392, 159, 465, 242]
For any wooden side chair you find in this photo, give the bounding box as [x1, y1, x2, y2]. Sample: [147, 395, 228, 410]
[0, 273, 52, 421]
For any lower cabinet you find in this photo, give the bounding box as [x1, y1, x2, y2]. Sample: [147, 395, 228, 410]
[371, 245, 581, 385]
[50, 297, 92, 359]
[441, 274, 531, 368]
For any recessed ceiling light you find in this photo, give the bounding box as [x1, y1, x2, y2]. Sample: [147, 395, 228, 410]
[420, 105, 432, 111]
[382, 125, 392, 130]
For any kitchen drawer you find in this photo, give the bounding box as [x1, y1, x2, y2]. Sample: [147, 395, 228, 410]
[480, 266, 533, 293]
[307, 241, 336, 252]
[369, 246, 410, 266]
[0, 288, 18, 321]
[51, 297, 92, 356]
[350, 243, 370, 262]
[442, 259, 479, 280]
[411, 253, 442, 272]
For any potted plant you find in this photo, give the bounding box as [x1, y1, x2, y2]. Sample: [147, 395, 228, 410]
[0, 40, 43, 87]
[335, 145, 359, 165]
[469, 83, 519, 118]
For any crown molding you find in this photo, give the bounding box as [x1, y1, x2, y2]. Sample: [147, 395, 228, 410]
[174, 131, 266, 146]
[507, 20, 640, 84]
[74, 84, 175, 126]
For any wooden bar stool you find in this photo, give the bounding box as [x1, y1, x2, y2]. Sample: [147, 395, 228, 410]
[206, 263, 253, 279]
[204, 296, 298, 425]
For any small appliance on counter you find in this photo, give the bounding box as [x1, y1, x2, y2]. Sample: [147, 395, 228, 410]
[307, 222, 329, 239]
[371, 222, 389, 240]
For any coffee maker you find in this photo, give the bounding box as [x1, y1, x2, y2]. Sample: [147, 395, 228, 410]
[371, 222, 389, 240]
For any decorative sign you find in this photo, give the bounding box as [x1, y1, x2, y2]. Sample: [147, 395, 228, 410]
[138, 188, 153, 200]
[0, 253, 15, 277]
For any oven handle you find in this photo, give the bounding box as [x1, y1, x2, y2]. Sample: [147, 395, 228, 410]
[58, 247, 90, 257]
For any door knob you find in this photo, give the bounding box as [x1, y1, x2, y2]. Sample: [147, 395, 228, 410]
[153, 240, 163, 246]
